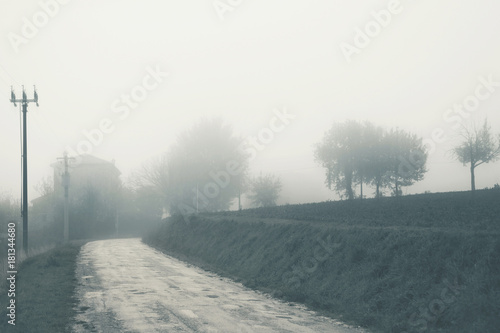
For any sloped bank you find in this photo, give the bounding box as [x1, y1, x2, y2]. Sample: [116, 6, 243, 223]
[144, 215, 500, 333]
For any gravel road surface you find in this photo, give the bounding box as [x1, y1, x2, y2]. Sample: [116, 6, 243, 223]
[72, 238, 368, 333]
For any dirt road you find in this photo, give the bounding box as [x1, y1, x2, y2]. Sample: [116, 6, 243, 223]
[72, 238, 368, 332]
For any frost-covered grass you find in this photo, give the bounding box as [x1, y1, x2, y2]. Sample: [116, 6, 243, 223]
[145, 190, 500, 333]
[212, 189, 500, 231]
[0, 241, 85, 332]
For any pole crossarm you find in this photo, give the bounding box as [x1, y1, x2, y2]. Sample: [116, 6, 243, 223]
[10, 85, 39, 106]
[11, 99, 38, 103]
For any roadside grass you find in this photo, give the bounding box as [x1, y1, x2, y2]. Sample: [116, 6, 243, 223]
[0, 241, 85, 332]
[144, 190, 500, 333]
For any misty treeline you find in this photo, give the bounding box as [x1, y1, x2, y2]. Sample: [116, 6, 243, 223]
[130, 118, 283, 218]
[0, 118, 283, 249]
[315, 120, 428, 199]
[3, 117, 498, 249]
[114, 117, 500, 225]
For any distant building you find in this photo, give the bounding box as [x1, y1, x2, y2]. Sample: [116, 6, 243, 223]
[29, 154, 122, 240]
[52, 154, 121, 200]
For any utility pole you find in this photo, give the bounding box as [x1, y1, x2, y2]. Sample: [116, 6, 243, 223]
[238, 187, 242, 211]
[10, 86, 39, 256]
[57, 152, 74, 242]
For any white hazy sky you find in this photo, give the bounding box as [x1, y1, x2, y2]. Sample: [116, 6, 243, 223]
[1, 0, 500, 205]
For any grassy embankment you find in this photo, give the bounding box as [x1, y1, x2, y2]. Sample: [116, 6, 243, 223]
[144, 190, 500, 333]
[0, 241, 85, 333]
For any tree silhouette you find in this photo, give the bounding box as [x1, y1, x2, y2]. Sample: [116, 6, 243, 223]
[315, 121, 428, 199]
[314, 120, 364, 200]
[452, 119, 500, 192]
[383, 128, 428, 197]
[134, 118, 249, 214]
[247, 173, 282, 207]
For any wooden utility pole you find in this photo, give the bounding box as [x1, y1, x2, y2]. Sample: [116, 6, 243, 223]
[10, 86, 39, 255]
[238, 187, 242, 211]
[58, 152, 75, 242]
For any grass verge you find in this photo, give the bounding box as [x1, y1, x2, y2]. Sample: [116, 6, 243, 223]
[144, 208, 500, 332]
[0, 241, 85, 332]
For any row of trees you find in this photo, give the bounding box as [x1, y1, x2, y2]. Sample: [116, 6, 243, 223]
[314, 121, 428, 199]
[20, 117, 497, 243]
[2, 116, 497, 252]
[23, 118, 283, 245]
[133, 117, 498, 217]
[314, 119, 500, 200]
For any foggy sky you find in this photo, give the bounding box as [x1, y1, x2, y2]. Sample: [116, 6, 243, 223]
[1, 0, 500, 205]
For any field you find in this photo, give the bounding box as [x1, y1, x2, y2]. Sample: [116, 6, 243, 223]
[145, 189, 500, 333]
[210, 190, 500, 231]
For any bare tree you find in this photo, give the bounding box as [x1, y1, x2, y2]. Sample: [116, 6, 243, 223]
[130, 154, 171, 207]
[34, 176, 54, 197]
[453, 119, 500, 191]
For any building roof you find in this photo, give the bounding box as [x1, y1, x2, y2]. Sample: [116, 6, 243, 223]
[51, 154, 121, 175]
[75, 154, 116, 166]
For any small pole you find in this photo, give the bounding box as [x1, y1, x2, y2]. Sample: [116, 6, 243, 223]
[58, 152, 74, 242]
[238, 187, 241, 211]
